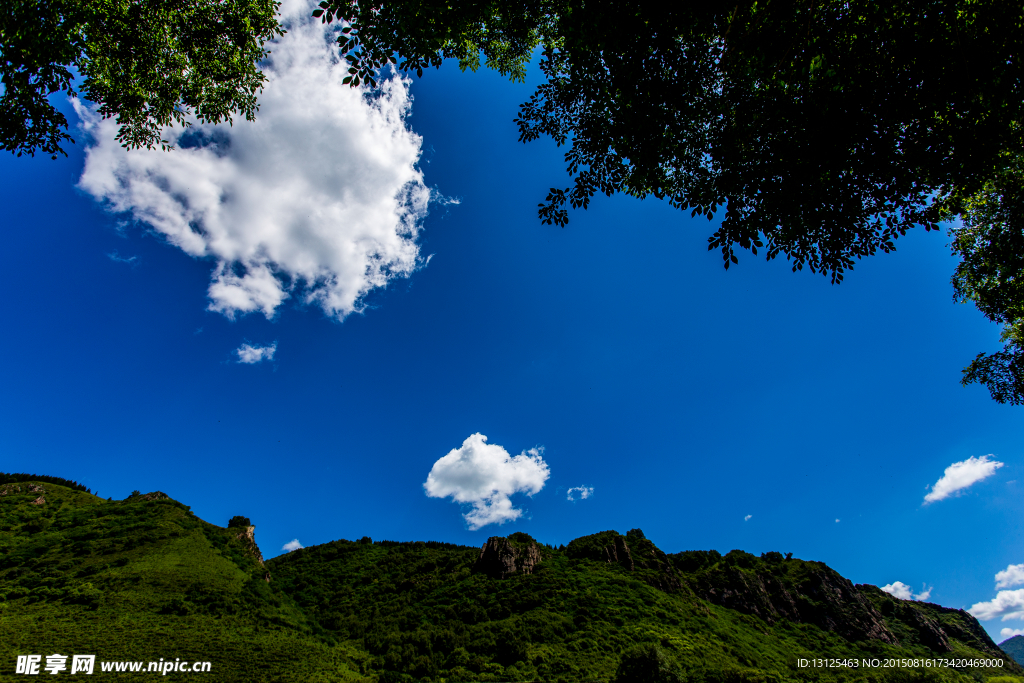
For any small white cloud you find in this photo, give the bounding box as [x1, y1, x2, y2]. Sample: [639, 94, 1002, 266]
[236, 342, 276, 364]
[997, 564, 1024, 589]
[107, 251, 138, 265]
[881, 581, 933, 601]
[924, 454, 1004, 504]
[566, 486, 593, 501]
[76, 0, 432, 321]
[1001, 628, 1024, 639]
[835, 518, 840, 523]
[882, 581, 914, 600]
[282, 539, 303, 552]
[969, 589, 1024, 621]
[424, 433, 550, 530]
[744, 514, 752, 521]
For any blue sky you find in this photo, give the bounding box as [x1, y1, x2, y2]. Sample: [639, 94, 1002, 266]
[2, 3, 1022, 643]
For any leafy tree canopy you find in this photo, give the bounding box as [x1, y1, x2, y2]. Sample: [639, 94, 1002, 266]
[316, 0, 1024, 402]
[228, 515, 252, 528]
[950, 159, 1024, 403]
[1, 0, 283, 158]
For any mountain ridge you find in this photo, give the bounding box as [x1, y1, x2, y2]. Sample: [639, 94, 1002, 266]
[1002, 635, 1024, 666]
[0, 477, 1017, 682]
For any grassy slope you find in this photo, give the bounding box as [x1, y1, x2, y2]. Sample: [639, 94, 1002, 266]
[0, 481, 365, 682]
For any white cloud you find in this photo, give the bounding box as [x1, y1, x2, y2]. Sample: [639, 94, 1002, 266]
[744, 514, 752, 521]
[1001, 628, 1024, 639]
[236, 342, 276, 364]
[566, 486, 593, 501]
[969, 589, 1024, 621]
[76, 0, 431, 321]
[282, 539, 303, 552]
[835, 518, 840, 523]
[881, 581, 933, 601]
[881, 581, 914, 600]
[424, 433, 550, 530]
[923, 455, 1004, 504]
[107, 251, 138, 265]
[996, 564, 1024, 589]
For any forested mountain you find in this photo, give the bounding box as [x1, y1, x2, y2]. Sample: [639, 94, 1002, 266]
[0, 479, 1017, 682]
[1001, 635, 1024, 666]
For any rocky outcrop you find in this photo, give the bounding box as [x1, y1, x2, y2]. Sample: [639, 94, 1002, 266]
[565, 529, 684, 592]
[2, 483, 49, 504]
[566, 531, 632, 567]
[691, 556, 898, 645]
[936, 604, 1006, 654]
[474, 535, 542, 579]
[786, 564, 898, 644]
[601, 536, 634, 570]
[864, 585, 1006, 658]
[901, 602, 950, 651]
[236, 525, 266, 568]
[1, 484, 43, 496]
[680, 553, 1017, 654]
[137, 491, 170, 502]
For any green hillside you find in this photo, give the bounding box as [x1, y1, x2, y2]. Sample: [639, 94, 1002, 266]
[1, 478, 1019, 683]
[267, 529, 1016, 683]
[1002, 636, 1024, 666]
[0, 479, 364, 682]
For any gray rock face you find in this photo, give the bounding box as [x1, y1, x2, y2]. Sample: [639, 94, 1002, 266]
[693, 561, 899, 645]
[601, 536, 635, 571]
[474, 536, 543, 579]
[565, 530, 684, 592]
[1, 484, 40, 496]
[236, 525, 266, 567]
[881, 594, 1003, 657]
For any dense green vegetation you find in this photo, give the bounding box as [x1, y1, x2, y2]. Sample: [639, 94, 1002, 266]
[0, 480, 363, 682]
[1, 478, 1020, 682]
[2, 0, 283, 157]
[1002, 636, 1024, 666]
[270, 528, 1014, 682]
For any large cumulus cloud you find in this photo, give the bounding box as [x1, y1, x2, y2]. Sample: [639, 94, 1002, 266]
[76, 0, 431, 320]
[424, 433, 550, 530]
